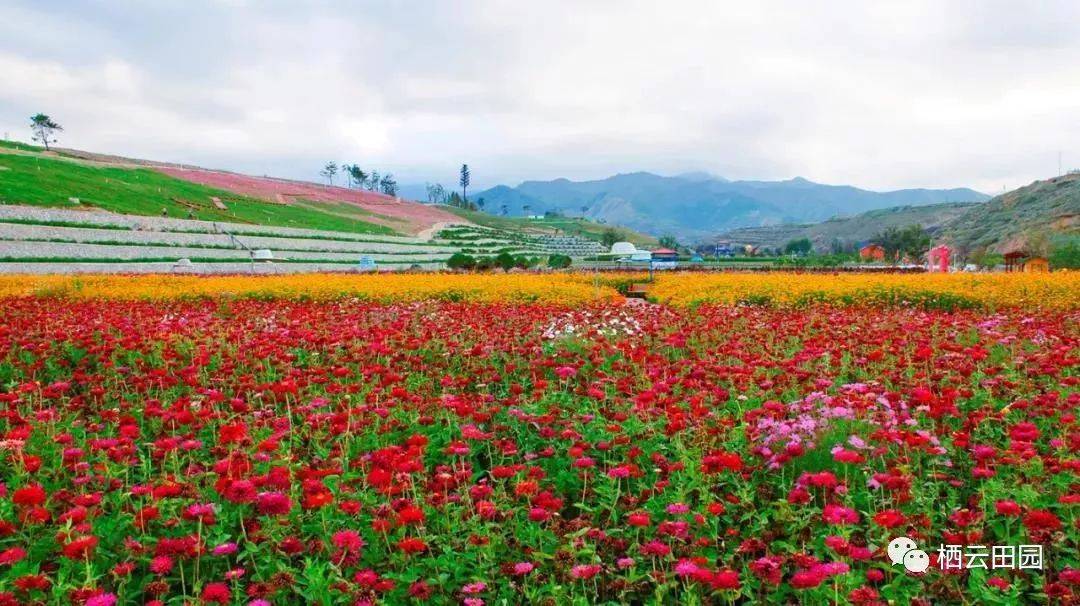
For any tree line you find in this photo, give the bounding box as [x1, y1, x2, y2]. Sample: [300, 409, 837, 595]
[318, 162, 398, 196]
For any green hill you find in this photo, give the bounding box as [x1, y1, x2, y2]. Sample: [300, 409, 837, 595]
[716, 202, 980, 251]
[941, 173, 1080, 253]
[0, 146, 397, 235]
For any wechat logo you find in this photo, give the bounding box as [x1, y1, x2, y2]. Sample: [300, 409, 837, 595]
[888, 536, 930, 573]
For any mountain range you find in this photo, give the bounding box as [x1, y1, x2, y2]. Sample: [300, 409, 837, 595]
[473, 172, 989, 241]
[715, 173, 1080, 253]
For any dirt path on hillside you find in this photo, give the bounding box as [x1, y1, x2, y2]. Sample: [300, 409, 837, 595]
[417, 221, 469, 240]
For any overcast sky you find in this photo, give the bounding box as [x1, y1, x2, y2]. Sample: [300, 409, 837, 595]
[2, 1, 1079, 194]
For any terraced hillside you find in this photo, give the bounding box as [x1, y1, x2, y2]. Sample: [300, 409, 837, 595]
[0, 205, 614, 273]
[439, 205, 657, 247]
[0, 140, 661, 272]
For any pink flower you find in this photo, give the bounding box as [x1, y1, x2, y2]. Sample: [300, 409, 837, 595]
[823, 504, 860, 525]
[512, 562, 534, 575]
[571, 564, 602, 579]
[213, 542, 238, 556]
[86, 594, 117, 606]
[666, 503, 689, 515]
[462, 582, 487, 594]
[674, 559, 699, 576]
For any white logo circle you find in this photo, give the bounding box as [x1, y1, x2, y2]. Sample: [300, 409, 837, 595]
[887, 536, 930, 572]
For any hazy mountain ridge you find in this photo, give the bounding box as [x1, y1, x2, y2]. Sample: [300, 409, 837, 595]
[475, 172, 989, 240]
[714, 172, 1079, 254]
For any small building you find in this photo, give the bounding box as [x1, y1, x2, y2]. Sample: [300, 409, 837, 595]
[1023, 256, 1050, 272]
[610, 241, 637, 256]
[651, 248, 679, 261]
[1004, 251, 1028, 272]
[859, 244, 886, 261]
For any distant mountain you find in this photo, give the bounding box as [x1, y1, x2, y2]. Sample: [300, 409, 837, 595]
[714, 173, 1080, 254]
[474, 172, 989, 241]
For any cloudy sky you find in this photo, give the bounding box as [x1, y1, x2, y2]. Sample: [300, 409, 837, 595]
[2, 1, 1079, 194]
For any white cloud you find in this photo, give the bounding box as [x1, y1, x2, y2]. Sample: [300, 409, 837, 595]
[1, 0, 1079, 193]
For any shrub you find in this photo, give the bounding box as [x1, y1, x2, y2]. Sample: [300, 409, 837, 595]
[495, 252, 516, 271]
[445, 253, 476, 270]
[547, 254, 572, 269]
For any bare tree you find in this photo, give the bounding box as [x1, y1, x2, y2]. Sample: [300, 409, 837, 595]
[426, 183, 447, 204]
[319, 162, 338, 185]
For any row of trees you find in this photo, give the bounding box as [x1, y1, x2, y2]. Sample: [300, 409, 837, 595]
[778, 225, 933, 260]
[425, 164, 487, 211]
[869, 224, 932, 259]
[446, 252, 571, 271]
[319, 162, 398, 196]
[425, 183, 493, 212]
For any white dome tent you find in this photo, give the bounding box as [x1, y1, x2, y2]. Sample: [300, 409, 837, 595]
[610, 241, 637, 256]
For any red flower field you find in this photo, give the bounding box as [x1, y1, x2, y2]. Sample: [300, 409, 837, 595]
[0, 298, 1076, 604]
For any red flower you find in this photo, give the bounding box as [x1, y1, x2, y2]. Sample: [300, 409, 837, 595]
[408, 580, 433, 599]
[701, 451, 743, 473]
[0, 547, 26, 566]
[396, 505, 425, 526]
[1023, 509, 1062, 533]
[61, 535, 98, 560]
[149, 555, 173, 575]
[12, 484, 46, 508]
[872, 509, 905, 529]
[709, 569, 741, 590]
[222, 480, 256, 504]
[995, 500, 1022, 517]
[397, 537, 427, 554]
[791, 569, 824, 589]
[255, 492, 292, 516]
[200, 582, 231, 604]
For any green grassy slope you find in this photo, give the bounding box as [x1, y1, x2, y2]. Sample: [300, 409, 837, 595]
[439, 205, 657, 246]
[941, 173, 1080, 252]
[0, 150, 398, 235]
[717, 202, 980, 250]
